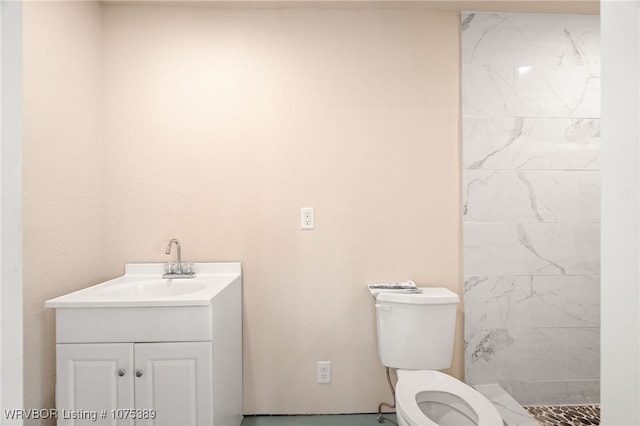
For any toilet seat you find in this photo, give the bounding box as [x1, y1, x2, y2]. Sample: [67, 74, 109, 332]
[396, 370, 503, 426]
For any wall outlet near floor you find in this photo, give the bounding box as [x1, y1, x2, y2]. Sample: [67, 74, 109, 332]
[301, 207, 315, 230]
[317, 360, 331, 384]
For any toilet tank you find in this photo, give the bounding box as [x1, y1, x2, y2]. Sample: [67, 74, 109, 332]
[375, 288, 459, 370]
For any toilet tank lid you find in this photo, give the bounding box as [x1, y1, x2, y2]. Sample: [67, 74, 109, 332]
[376, 287, 459, 304]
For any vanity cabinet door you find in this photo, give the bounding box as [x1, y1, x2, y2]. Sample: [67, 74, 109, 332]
[56, 343, 134, 426]
[133, 342, 213, 426]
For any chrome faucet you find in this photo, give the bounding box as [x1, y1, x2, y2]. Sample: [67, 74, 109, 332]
[165, 238, 183, 273]
[163, 238, 195, 278]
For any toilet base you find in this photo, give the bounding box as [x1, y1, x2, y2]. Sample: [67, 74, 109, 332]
[394, 370, 503, 426]
[396, 399, 481, 426]
[397, 410, 409, 426]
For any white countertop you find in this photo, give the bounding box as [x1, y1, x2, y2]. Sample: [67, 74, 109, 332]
[44, 262, 242, 308]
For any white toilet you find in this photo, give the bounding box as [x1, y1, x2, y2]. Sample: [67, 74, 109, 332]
[374, 288, 503, 426]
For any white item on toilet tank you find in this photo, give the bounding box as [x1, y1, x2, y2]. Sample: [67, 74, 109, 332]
[375, 287, 459, 370]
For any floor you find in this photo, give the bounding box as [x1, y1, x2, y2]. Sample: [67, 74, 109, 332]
[241, 414, 397, 426]
[524, 405, 600, 426]
[242, 405, 601, 425]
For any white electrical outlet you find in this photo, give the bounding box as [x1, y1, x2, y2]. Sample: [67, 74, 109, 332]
[317, 360, 331, 384]
[301, 207, 315, 230]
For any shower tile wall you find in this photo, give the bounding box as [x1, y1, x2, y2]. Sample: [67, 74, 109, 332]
[462, 12, 600, 405]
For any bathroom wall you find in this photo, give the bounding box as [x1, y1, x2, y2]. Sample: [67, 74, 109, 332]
[102, 5, 464, 415]
[462, 12, 601, 404]
[22, 2, 463, 417]
[23, 0, 104, 417]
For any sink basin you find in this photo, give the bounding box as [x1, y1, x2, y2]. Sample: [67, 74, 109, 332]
[44, 262, 242, 308]
[97, 279, 207, 299]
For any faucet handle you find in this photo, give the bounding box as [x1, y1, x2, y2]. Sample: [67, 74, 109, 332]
[182, 262, 194, 274]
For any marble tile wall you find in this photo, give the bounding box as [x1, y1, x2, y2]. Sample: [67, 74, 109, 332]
[461, 12, 600, 405]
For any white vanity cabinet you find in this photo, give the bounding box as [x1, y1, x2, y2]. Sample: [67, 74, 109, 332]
[45, 263, 243, 426]
[56, 342, 212, 426]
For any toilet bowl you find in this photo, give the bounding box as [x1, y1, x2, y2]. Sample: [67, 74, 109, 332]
[395, 370, 503, 426]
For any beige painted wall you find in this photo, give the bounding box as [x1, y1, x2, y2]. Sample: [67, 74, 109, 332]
[23, 1, 462, 417]
[101, 5, 461, 414]
[23, 0, 104, 419]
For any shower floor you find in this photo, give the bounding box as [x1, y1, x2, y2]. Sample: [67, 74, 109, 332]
[524, 404, 600, 425]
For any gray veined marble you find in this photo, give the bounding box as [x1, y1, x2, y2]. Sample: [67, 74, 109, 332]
[464, 275, 600, 329]
[463, 117, 600, 171]
[464, 170, 600, 223]
[463, 64, 515, 117]
[464, 223, 599, 276]
[465, 118, 524, 170]
[462, 13, 600, 67]
[514, 65, 600, 118]
[463, 65, 600, 119]
[466, 327, 566, 383]
[462, 12, 600, 405]
[566, 328, 600, 380]
[474, 384, 540, 426]
[503, 380, 600, 406]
